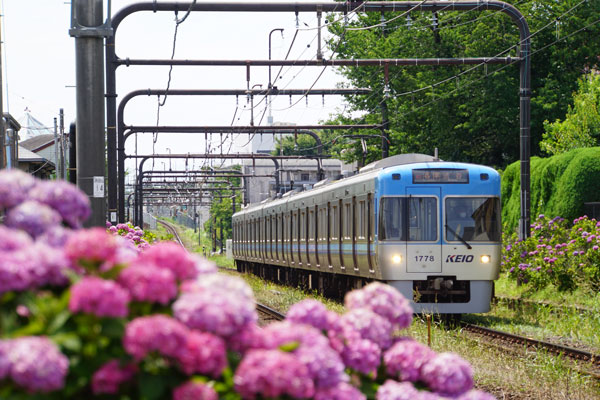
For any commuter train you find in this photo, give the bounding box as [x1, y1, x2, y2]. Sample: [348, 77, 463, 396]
[232, 154, 501, 313]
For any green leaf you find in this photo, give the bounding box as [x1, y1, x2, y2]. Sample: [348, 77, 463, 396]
[51, 332, 82, 352]
[278, 341, 300, 353]
[48, 310, 71, 333]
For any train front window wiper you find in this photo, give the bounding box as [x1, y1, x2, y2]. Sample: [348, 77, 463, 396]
[445, 224, 472, 249]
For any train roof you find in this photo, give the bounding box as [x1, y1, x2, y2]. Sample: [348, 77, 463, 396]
[359, 153, 439, 173]
[233, 154, 497, 217]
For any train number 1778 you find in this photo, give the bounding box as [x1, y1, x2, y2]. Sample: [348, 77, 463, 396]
[415, 255, 435, 262]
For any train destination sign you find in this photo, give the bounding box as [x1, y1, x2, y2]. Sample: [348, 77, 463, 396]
[412, 169, 469, 184]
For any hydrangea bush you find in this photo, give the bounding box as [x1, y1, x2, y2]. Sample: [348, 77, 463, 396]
[502, 214, 600, 292]
[0, 170, 494, 399]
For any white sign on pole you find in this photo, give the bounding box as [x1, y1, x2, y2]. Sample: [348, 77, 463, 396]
[93, 176, 105, 198]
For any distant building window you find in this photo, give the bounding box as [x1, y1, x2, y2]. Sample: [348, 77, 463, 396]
[301, 173, 310, 181]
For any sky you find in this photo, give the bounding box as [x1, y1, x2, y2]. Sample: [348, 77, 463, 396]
[2, 0, 350, 181]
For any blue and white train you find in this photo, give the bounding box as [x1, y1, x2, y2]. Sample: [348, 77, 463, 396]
[232, 154, 501, 314]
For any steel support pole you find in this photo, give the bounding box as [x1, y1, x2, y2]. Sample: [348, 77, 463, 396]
[73, 0, 107, 227]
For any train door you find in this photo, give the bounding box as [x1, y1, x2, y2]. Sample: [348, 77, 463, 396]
[405, 187, 441, 273]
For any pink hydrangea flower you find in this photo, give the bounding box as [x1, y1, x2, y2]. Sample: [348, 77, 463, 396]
[5, 336, 69, 393]
[173, 381, 218, 400]
[5, 201, 62, 238]
[340, 308, 394, 349]
[176, 331, 227, 377]
[263, 321, 331, 350]
[123, 315, 189, 360]
[91, 360, 137, 395]
[135, 241, 203, 281]
[118, 263, 177, 305]
[315, 382, 366, 400]
[421, 352, 473, 396]
[29, 180, 91, 228]
[345, 282, 413, 329]
[64, 227, 121, 271]
[234, 349, 315, 399]
[69, 277, 130, 318]
[383, 339, 435, 382]
[173, 289, 257, 337]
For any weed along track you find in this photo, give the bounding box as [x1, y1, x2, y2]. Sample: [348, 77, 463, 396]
[156, 219, 185, 246]
[459, 322, 600, 379]
[493, 296, 595, 318]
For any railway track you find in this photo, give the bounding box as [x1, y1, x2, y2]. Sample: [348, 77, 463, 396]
[156, 219, 285, 326]
[156, 219, 184, 246]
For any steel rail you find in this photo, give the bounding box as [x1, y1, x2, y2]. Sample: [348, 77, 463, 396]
[461, 322, 600, 366]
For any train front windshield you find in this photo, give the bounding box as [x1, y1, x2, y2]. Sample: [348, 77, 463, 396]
[445, 197, 501, 242]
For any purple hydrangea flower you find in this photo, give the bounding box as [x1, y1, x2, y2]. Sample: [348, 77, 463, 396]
[345, 282, 413, 329]
[37, 225, 74, 248]
[181, 273, 252, 302]
[27, 241, 70, 287]
[176, 331, 227, 377]
[134, 241, 201, 281]
[0, 341, 10, 380]
[123, 315, 189, 361]
[0, 169, 37, 209]
[29, 180, 91, 228]
[1, 243, 68, 294]
[263, 321, 330, 350]
[173, 290, 257, 337]
[457, 389, 497, 400]
[173, 381, 218, 400]
[5, 201, 62, 238]
[421, 352, 473, 396]
[5, 336, 69, 392]
[69, 277, 130, 318]
[383, 339, 435, 382]
[340, 338, 381, 375]
[286, 299, 337, 331]
[340, 308, 393, 349]
[315, 382, 366, 400]
[91, 360, 137, 395]
[376, 380, 420, 400]
[118, 263, 177, 305]
[227, 323, 266, 354]
[296, 344, 348, 388]
[0, 225, 33, 251]
[234, 349, 315, 399]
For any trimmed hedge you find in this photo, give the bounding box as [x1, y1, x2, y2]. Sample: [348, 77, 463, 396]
[501, 147, 600, 232]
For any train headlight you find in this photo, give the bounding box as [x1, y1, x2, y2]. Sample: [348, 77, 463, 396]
[480, 255, 491, 264]
[392, 254, 402, 264]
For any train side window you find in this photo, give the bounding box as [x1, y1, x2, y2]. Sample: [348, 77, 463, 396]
[344, 203, 351, 239]
[379, 197, 405, 241]
[359, 200, 366, 239]
[331, 205, 338, 240]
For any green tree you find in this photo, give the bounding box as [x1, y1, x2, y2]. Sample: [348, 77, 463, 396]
[540, 73, 600, 154]
[325, 0, 600, 168]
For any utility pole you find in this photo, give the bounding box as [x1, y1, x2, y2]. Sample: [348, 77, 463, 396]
[53, 118, 59, 178]
[0, 15, 5, 169]
[60, 109, 67, 180]
[70, 0, 111, 226]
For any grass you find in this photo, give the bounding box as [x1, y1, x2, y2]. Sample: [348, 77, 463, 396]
[474, 275, 600, 352]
